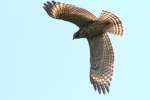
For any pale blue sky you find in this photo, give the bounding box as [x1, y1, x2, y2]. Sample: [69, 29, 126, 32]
[0, 0, 150, 100]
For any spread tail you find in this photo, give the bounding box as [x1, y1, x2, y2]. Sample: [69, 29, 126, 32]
[99, 10, 123, 36]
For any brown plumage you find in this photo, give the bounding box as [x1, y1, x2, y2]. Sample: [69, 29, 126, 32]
[43, 1, 123, 94]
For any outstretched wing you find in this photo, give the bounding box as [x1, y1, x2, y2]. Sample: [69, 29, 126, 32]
[43, 1, 97, 27]
[87, 33, 114, 94]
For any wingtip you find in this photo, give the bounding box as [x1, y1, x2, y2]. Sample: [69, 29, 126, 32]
[47, 1, 51, 5]
[92, 83, 110, 95]
[100, 85, 106, 94]
[43, 1, 53, 7]
[97, 85, 101, 94]
[43, 1, 53, 16]
[43, 4, 49, 14]
[43, 3, 48, 8]
[52, 1, 56, 4]
[105, 85, 110, 93]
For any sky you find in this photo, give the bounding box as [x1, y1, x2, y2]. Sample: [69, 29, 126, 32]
[0, 0, 150, 100]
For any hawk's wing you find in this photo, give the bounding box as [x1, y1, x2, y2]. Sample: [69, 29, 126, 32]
[87, 33, 114, 94]
[43, 1, 97, 27]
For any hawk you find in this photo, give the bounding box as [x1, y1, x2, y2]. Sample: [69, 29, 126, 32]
[43, 1, 123, 94]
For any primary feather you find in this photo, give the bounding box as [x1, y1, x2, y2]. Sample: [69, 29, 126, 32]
[43, 1, 97, 27]
[88, 34, 114, 94]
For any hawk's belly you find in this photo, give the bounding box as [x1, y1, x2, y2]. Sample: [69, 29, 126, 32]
[86, 21, 107, 38]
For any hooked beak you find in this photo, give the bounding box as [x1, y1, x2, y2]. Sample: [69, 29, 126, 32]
[73, 30, 87, 40]
[73, 37, 75, 40]
[73, 33, 79, 40]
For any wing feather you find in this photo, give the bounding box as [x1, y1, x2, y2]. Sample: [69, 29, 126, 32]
[43, 1, 97, 27]
[88, 33, 114, 94]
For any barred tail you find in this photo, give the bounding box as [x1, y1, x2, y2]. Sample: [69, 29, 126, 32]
[99, 10, 123, 36]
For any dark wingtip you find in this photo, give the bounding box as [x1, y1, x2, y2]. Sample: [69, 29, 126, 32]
[91, 80, 110, 94]
[43, 5, 47, 10]
[52, 1, 56, 4]
[93, 82, 97, 91]
[43, 3, 48, 8]
[97, 85, 101, 94]
[43, 1, 53, 8]
[105, 85, 110, 93]
[100, 85, 106, 94]
[43, 1, 54, 16]
[47, 1, 52, 5]
[43, 3, 49, 13]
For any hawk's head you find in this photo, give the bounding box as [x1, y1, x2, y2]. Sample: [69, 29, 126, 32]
[73, 28, 87, 39]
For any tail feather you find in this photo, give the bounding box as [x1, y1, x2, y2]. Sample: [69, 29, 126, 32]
[99, 10, 123, 36]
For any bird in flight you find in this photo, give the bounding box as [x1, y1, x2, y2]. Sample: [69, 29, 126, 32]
[43, 1, 123, 94]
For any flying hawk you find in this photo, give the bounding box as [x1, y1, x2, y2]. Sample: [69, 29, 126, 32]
[43, 1, 123, 94]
